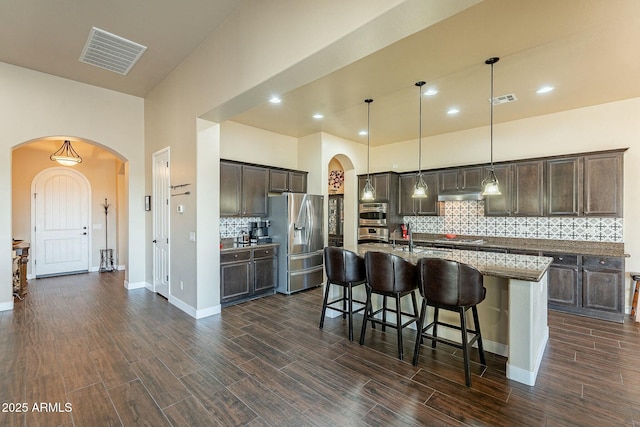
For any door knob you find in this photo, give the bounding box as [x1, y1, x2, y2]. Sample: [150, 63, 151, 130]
[152, 239, 157, 243]
[82, 232, 87, 235]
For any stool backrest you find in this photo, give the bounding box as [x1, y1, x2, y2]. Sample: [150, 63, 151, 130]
[417, 258, 485, 307]
[324, 247, 366, 284]
[364, 251, 417, 293]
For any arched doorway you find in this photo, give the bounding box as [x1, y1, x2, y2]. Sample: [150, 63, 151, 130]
[31, 167, 91, 276]
[326, 154, 357, 247]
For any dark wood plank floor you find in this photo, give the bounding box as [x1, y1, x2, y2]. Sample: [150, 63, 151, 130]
[1, 272, 639, 426]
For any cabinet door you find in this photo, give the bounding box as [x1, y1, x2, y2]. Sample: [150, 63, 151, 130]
[512, 161, 544, 216]
[398, 174, 417, 215]
[254, 255, 277, 293]
[288, 172, 307, 193]
[582, 256, 624, 315]
[583, 153, 623, 217]
[416, 172, 439, 215]
[547, 157, 580, 216]
[373, 174, 390, 201]
[220, 162, 242, 216]
[220, 262, 251, 302]
[483, 165, 512, 216]
[460, 167, 484, 190]
[269, 170, 289, 192]
[242, 165, 269, 216]
[439, 170, 459, 192]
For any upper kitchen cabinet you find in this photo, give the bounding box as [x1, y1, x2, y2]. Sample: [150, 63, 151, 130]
[358, 172, 398, 202]
[220, 161, 268, 217]
[398, 172, 439, 215]
[269, 169, 307, 193]
[545, 150, 624, 217]
[583, 152, 623, 217]
[439, 166, 484, 192]
[546, 157, 580, 216]
[485, 161, 544, 216]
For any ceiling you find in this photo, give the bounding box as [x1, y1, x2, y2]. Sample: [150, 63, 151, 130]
[2, 0, 639, 146]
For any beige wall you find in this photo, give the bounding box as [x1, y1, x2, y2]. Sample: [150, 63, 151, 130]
[12, 140, 124, 273]
[221, 121, 298, 169]
[0, 61, 145, 309]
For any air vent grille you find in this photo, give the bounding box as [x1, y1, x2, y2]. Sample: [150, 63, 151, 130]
[492, 93, 518, 105]
[79, 27, 147, 75]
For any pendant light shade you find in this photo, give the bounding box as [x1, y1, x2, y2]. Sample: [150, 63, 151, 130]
[412, 81, 428, 199]
[362, 99, 375, 201]
[50, 140, 82, 166]
[481, 57, 501, 196]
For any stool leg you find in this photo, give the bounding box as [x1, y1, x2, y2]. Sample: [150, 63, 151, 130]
[412, 299, 428, 366]
[319, 281, 331, 329]
[382, 295, 387, 332]
[410, 290, 419, 327]
[396, 294, 403, 360]
[347, 283, 354, 341]
[359, 287, 372, 345]
[631, 280, 639, 319]
[431, 307, 439, 349]
[342, 286, 347, 319]
[460, 307, 472, 387]
[472, 306, 486, 365]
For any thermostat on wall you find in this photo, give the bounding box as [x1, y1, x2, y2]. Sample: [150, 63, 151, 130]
[177, 204, 184, 213]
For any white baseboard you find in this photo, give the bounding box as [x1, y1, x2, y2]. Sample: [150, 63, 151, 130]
[124, 280, 148, 290]
[116, 264, 125, 271]
[168, 294, 220, 319]
[0, 300, 14, 312]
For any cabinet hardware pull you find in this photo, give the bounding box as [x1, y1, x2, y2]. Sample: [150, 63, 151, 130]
[558, 257, 563, 261]
[600, 260, 605, 264]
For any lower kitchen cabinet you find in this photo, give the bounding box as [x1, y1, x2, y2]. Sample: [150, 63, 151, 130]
[545, 253, 624, 322]
[221, 246, 278, 305]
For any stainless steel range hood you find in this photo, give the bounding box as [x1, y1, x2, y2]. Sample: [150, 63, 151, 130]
[437, 189, 484, 201]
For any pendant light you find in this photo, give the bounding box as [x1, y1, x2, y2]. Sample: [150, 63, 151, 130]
[481, 57, 501, 196]
[361, 98, 376, 201]
[412, 81, 428, 198]
[50, 140, 82, 166]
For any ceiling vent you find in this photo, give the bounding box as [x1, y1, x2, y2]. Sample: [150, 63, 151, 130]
[79, 27, 147, 75]
[491, 93, 518, 105]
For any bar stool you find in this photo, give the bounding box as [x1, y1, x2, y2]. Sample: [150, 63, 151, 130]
[319, 247, 367, 341]
[631, 273, 640, 321]
[359, 251, 419, 360]
[413, 257, 486, 387]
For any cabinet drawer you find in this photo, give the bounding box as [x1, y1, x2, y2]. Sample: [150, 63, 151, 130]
[582, 256, 623, 271]
[221, 250, 251, 264]
[253, 247, 277, 259]
[544, 253, 578, 266]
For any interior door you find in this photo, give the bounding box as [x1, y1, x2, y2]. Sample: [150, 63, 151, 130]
[33, 168, 90, 277]
[153, 148, 170, 298]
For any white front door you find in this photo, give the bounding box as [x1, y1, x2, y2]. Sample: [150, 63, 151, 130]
[153, 148, 170, 298]
[32, 168, 90, 277]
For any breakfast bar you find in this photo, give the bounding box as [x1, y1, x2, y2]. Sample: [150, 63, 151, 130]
[350, 243, 553, 386]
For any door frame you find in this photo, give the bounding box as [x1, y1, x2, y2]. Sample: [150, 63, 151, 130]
[30, 167, 92, 278]
[152, 147, 171, 297]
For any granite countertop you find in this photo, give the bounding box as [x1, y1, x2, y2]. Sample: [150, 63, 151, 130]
[220, 240, 279, 252]
[351, 243, 553, 282]
[402, 233, 627, 258]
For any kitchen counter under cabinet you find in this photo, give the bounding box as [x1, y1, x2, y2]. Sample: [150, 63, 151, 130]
[220, 243, 279, 306]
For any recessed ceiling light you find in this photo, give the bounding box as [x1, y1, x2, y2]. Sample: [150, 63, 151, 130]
[424, 88, 438, 96]
[536, 86, 554, 94]
[269, 96, 282, 104]
[313, 113, 324, 119]
[359, 130, 368, 136]
[447, 107, 460, 115]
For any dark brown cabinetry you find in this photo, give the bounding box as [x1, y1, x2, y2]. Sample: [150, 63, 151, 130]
[220, 162, 268, 216]
[544, 252, 624, 322]
[484, 161, 543, 216]
[358, 173, 398, 202]
[398, 172, 439, 215]
[269, 169, 307, 193]
[583, 152, 623, 217]
[439, 166, 484, 192]
[220, 161, 242, 216]
[220, 246, 278, 305]
[546, 157, 580, 216]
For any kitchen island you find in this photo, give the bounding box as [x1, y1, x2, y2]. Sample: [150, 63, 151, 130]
[350, 243, 553, 386]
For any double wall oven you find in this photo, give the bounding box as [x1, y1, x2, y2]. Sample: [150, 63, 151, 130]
[358, 202, 389, 242]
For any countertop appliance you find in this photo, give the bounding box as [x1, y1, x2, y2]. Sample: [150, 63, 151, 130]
[268, 193, 324, 294]
[249, 220, 271, 244]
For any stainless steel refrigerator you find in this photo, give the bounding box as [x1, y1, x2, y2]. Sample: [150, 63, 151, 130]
[268, 193, 324, 294]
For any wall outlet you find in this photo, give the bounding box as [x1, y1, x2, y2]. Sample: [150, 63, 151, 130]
[180, 280, 184, 290]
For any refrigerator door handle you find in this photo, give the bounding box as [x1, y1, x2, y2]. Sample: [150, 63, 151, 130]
[306, 198, 313, 247]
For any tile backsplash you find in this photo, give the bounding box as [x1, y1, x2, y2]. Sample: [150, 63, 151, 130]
[219, 217, 262, 238]
[404, 200, 623, 243]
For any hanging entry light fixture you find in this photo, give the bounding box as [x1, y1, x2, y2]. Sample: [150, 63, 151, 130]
[412, 81, 428, 198]
[481, 57, 501, 196]
[361, 98, 376, 201]
[50, 140, 82, 166]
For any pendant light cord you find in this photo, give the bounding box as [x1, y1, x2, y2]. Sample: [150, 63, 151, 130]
[490, 61, 494, 168]
[365, 98, 373, 179]
[418, 82, 423, 174]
